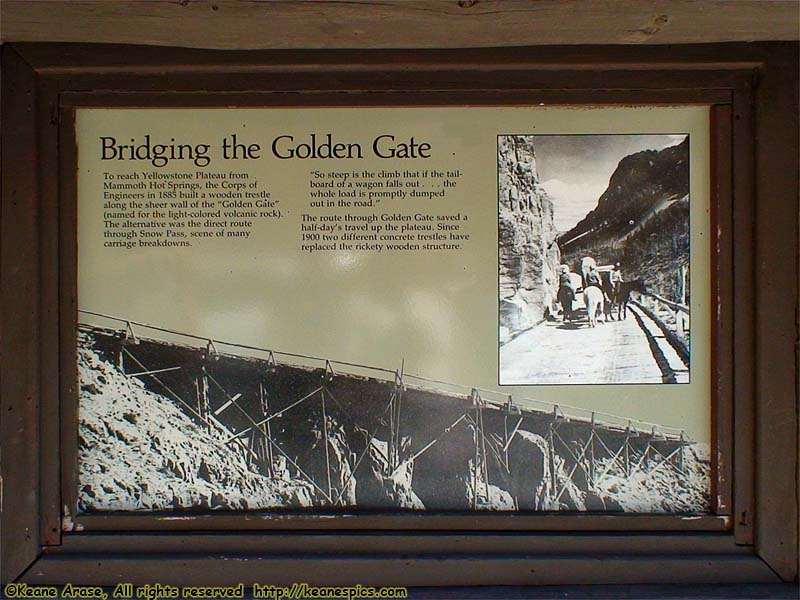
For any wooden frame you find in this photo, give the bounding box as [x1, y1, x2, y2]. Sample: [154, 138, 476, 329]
[1, 41, 797, 587]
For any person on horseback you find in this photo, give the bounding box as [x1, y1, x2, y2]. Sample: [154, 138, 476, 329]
[585, 265, 603, 290]
[610, 261, 624, 298]
[557, 265, 576, 322]
[583, 265, 605, 327]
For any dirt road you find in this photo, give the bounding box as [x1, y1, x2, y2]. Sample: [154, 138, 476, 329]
[499, 304, 685, 385]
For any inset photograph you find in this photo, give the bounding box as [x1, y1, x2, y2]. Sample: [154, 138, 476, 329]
[499, 134, 691, 385]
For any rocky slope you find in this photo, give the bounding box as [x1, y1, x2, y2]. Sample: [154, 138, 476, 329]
[594, 443, 710, 513]
[498, 136, 561, 343]
[559, 138, 690, 301]
[78, 341, 315, 511]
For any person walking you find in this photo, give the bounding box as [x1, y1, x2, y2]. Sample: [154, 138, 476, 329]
[610, 261, 624, 299]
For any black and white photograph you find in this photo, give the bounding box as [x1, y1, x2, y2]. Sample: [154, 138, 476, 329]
[499, 134, 692, 386]
[78, 319, 709, 513]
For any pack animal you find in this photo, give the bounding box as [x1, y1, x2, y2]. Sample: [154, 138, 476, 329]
[600, 271, 616, 321]
[583, 285, 605, 328]
[615, 279, 647, 319]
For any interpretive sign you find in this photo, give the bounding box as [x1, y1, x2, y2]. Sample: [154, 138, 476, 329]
[4, 40, 797, 588]
[76, 106, 710, 513]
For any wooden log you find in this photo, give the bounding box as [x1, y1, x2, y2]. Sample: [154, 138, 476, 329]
[0, 1, 797, 50]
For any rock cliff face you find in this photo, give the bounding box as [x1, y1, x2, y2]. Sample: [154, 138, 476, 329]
[558, 138, 690, 300]
[78, 342, 315, 511]
[498, 136, 561, 343]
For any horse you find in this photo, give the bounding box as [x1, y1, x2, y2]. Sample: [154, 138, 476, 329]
[583, 285, 605, 328]
[557, 284, 576, 322]
[600, 271, 616, 321]
[615, 279, 647, 320]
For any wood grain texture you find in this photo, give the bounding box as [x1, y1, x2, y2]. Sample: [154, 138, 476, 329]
[731, 75, 757, 547]
[0, 45, 42, 582]
[53, 532, 750, 555]
[69, 512, 732, 532]
[710, 104, 734, 517]
[1, 0, 798, 50]
[753, 43, 799, 583]
[37, 63, 64, 550]
[22, 555, 781, 586]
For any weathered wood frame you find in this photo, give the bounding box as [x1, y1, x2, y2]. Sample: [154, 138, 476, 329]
[1, 42, 797, 586]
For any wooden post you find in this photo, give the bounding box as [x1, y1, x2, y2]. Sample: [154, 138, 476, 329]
[246, 433, 256, 468]
[548, 423, 558, 506]
[320, 388, 333, 503]
[478, 397, 489, 502]
[196, 367, 210, 431]
[624, 437, 630, 477]
[388, 390, 396, 472]
[389, 367, 404, 473]
[679, 430, 686, 474]
[679, 264, 688, 305]
[503, 412, 509, 471]
[589, 413, 597, 488]
[504, 395, 514, 469]
[259, 382, 274, 477]
[589, 429, 596, 490]
[394, 387, 403, 471]
[630, 443, 651, 477]
[472, 410, 480, 510]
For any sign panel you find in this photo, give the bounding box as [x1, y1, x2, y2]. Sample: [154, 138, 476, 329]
[76, 106, 710, 513]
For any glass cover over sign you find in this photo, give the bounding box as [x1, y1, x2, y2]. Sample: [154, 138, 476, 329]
[76, 106, 711, 513]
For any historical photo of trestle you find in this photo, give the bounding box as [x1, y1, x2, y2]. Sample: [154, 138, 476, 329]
[498, 134, 692, 386]
[79, 314, 708, 513]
